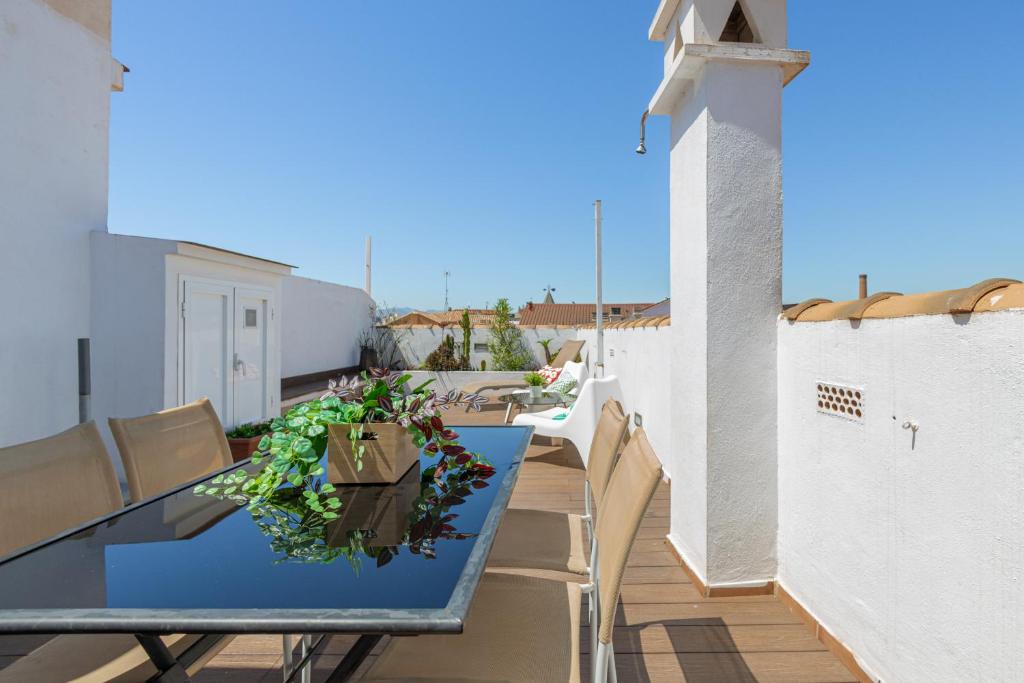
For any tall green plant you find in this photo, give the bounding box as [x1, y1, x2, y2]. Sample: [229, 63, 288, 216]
[459, 310, 472, 370]
[487, 298, 534, 371]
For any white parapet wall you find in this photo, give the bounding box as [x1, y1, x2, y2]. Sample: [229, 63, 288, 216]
[392, 326, 579, 370]
[777, 309, 1024, 682]
[576, 323, 673, 479]
[280, 276, 374, 379]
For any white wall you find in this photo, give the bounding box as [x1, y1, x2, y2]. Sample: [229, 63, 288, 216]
[0, 0, 112, 447]
[777, 310, 1024, 682]
[90, 232, 174, 475]
[280, 277, 374, 378]
[577, 326, 673, 478]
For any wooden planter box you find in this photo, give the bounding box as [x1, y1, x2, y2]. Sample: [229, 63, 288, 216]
[327, 423, 420, 484]
[227, 434, 267, 463]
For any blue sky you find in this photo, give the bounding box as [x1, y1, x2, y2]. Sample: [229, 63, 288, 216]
[110, 1, 1024, 310]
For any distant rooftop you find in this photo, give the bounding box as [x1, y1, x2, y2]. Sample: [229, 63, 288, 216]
[517, 302, 656, 327]
[386, 308, 496, 328]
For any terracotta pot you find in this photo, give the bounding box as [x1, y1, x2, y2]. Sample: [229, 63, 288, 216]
[227, 434, 266, 463]
[327, 423, 420, 484]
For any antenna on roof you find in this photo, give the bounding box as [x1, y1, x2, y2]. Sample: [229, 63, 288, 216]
[542, 285, 556, 304]
[443, 271, 451, 311]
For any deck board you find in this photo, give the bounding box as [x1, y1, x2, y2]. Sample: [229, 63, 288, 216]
[0, 404, 858, 682]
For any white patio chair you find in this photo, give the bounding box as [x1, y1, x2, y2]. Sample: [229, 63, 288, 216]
[513, 365, 624, 467]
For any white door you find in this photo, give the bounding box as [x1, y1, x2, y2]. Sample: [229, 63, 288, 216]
[181, 280, 274, 429]
[233, 289, 270, 426]
[182, 280, 234, 421]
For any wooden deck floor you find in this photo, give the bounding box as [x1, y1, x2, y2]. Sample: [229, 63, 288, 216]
[0, 405, 859, 682]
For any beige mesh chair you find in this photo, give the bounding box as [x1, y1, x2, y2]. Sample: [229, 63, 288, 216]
[0, 422, 122, 556]
[110, 397, 233, 502]
[486, 399, 629, 576]
[361, 428, 663, 683]
[461, 339, 586, 397]
[0, 422, 233, 682]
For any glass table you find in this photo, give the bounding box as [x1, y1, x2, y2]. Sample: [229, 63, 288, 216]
[0, 425, 533, 682]
[498, 389, 573, 423]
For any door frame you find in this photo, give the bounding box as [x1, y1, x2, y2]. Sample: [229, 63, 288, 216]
[176, 276, 277, 428]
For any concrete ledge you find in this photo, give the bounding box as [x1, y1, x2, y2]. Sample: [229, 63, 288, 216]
[649, 43, 811, 115]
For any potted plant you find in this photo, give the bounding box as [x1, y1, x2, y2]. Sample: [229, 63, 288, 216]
[524, 371, 546, 398]
[225, 420, 272, 463]
[267, 369, 486, 485]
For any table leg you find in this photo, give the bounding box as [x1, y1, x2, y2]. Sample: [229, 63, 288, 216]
[137, 633, 225, 683]
[324, 634, 383, 683]
[504, 401, 514, 423]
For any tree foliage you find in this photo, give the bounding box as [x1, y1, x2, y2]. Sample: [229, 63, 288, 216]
[487, 298, 534, 371]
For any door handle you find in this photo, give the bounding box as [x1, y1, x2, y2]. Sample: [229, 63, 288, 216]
[233, 353, 245, 376]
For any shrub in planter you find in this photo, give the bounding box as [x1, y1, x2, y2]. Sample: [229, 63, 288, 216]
[424, 336, 461, 372]
[225, 420, 273, 463]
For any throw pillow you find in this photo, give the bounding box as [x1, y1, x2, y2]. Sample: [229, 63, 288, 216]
[548, 375, 577, 396]
[537, 365, 562, 384]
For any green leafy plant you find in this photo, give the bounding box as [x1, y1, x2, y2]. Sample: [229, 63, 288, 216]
[487, 298, 534, 371]
[523, 372, 546, 387]
[537, 338, 560, 364]
[225, 420, 272, 439]
[424, 335, 461, 372]
[195, 369, 486, 521]
[459, 309, 472, 370]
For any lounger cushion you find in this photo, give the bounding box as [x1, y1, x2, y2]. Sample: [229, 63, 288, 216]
[364, 572, 581, 682]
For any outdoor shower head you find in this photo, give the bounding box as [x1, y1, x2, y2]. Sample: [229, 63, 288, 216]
[636, 109, 649, 155]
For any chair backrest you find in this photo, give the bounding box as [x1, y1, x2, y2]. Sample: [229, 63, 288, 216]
[595, 427, 663, 645]
[109, 397, 233, 503]
[550, 339, 585, 368]
[585, 399, 629, 511]
[0, 422, 122, 557]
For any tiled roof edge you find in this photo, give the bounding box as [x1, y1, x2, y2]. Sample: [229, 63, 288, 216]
[784, 278, 1024, 322]
[578, 315, 671, 330]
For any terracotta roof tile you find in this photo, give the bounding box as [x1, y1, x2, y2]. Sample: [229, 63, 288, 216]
[517, 303, 656, 327]
[784, 278, 1023, 322]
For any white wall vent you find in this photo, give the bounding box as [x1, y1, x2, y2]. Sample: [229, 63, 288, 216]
[817, 382, 864, 422]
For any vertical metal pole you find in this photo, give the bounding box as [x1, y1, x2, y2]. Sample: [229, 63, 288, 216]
[594, 200, 604, 377]
[77, 338, 91, 423]
[282, 635, 293, 682]
[364, 236, 372, 297]
[301, 635, 311, 683]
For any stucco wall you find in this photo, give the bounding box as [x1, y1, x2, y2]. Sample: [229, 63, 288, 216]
[394, 326, 578, 370]
[576, 326, 673, 478]
[281, 277, 374, 378]
[777, 310, 1024, 682]
[0, 0, 112, 447]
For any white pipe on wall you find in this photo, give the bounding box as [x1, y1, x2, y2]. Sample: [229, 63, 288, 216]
[594, 199, 604, 376]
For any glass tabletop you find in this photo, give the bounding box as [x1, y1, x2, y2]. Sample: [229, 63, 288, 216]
[498, 390, 572, 407]
[0, 425, 532, 635]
